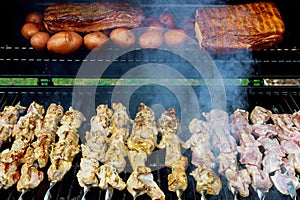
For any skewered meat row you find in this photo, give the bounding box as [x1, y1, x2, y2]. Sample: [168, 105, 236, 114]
[77, 103, 131, 199]
[47, 107, 85, 183]
[157, 108, 188, 199]
[231, 106, 300, 199]
[77, 104, 112, 190]
[183, 117, 222, 199]
[205, 109, 252, 198]
[230, 108, 273, 200]
[127, 103, 165, 200]
[17, 103, 64, 192]
[0, 101, 44, 190]
[250, 106, 300, 199]
[0, 105, 26, 148]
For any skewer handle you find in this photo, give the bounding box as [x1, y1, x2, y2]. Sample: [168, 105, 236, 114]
[105, 186, 114, 200]
[200, 190, 207, 200]
[81, 186, 89, 200]
[257, 189, 265, 200]
[18, 189, 26, 200]
[44, 181, 57, 200]
[176, 189, 182, 200]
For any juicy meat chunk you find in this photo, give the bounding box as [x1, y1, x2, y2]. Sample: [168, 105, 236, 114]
[250, 106, 272, 125]
[195, 2, 285, 53]
[44, 2, 144, 33]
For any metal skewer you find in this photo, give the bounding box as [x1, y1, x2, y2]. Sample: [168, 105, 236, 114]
[105, 185, 114, 200]
[200, 190, 207, 200]
[44, 181, 57, 200]
[257, 189, 266, 200]
[81, 186, 90, 200]
[288, 181, 297, 200]
[230, 187, 238, 200]
[18, 189, 26, 200]
[176, 189, 183, 200]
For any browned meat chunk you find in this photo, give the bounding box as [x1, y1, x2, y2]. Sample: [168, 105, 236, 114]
[195, 2, 285, 53]
[43, 2, 144, 33]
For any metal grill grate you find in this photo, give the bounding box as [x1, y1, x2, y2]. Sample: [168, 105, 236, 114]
[0, 87, 300, 199]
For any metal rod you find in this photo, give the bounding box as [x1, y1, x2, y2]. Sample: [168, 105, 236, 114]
[105, 186, 114, 200]
[18, 189, 26, 200]
[81, 186, 89, 200]
[200, 190, 207, 200]
[44, 181, 57, 200]
[176, 189, 182, 200]
[257, 189, 265, 200]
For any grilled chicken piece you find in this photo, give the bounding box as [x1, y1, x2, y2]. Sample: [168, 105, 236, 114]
[127, 166, 165, 200]
[49, 142, 80, 164]
[97, 164, 126, 191]
[128, 150, 147, 171]
[128, 103, 158, 154]
[0, 102, 44, 190]
[270, 158, 300, 197]
[111, 102, 131, 133]
[47, 107, 85, 182]
[0, 105, 26, 148]
[157, 108, 188, 197]
[17, 160, 44, 191]
[168, 156, 188, 192]
[77, 157, 100, 187]
[104, 133, 128, 173]
[0, 161, 20, 189]
[47, 159, 72, 182]
[90, 104, 112, 135]
[250, 106, 272, 125]
[81, 131, 108, 163]
[60, 107, 86, 128]
[246, 165, 272, 194]
[190, 164, 222, 196]
[127, 103, 165, 199]
[184, 116, 222, 197]
[225, 168, 251, 197]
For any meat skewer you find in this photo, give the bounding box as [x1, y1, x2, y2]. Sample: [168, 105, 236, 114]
[16, 103, 64, 199]
[101, 102, 131, 200]
[205, 109, 251, 200]
[77, 104, 112, 199]
[44, 107, 86, 200]
[0, 101, 44, 190]
[269, 112, 300, 199]
[126, 103, 165, 200]
[182, 117, 222, 200]
[157, 108, 188, 200]
[231, 108, 273, 200]
[77, 103, 131, 200]
[0, 104, 26, 148]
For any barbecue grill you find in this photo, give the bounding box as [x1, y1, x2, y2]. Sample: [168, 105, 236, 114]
[0, 0, 299, 199]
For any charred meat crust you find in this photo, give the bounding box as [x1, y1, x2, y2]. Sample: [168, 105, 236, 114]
[195, 2, 285, 53]
[43, 2, 144, 33]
